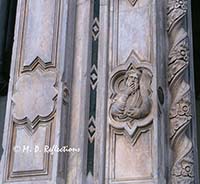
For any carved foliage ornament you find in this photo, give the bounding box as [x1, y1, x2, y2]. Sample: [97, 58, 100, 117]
[109, 51, 153, 138]
[168, 35, 189, 84]
[167, 0, 194, 182]
[167, 0, 187, 32]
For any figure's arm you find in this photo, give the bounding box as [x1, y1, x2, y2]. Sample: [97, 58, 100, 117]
[139, 96, 152, 117]
[126, 96, 152, 119]
[110, 84, 136, 121]
[110, 91, 130, 120]
[111, 94, 128, 113]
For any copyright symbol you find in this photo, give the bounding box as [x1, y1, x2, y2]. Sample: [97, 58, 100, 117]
[13, 146, 21, 153]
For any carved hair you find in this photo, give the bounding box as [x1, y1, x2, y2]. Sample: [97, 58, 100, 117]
[124, 65, 142, 81]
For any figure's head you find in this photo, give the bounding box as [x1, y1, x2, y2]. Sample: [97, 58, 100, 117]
[125, 66, 142, 91]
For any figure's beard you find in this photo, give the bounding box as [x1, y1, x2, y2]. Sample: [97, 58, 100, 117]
[127, 82, 139, 94]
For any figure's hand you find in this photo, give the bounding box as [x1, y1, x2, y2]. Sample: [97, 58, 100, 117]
[126, 108, 140, 119]
[125, 83, 136, 96]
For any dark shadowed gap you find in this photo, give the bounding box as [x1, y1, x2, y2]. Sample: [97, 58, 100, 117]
[191, 0, 200, 177]
[0, 0, 18, 158]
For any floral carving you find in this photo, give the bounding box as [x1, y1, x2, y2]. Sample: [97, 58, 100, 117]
[171, 150, 194, 183]
[169, 95, 192, 141]
[167, 0, 195, 182]
[169, 38, 189, 65]
[167, 0, 187, 32]
[168, 37, 189, 83]
[12, 68, 57, 124]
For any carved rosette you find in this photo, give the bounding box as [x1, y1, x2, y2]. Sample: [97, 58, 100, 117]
[167, 0, 194, 183]
[109, 51, 153, 141]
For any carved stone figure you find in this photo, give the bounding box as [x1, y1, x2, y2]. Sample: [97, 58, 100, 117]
[109, 51, 153, 138]
[110, 66, 151, 122]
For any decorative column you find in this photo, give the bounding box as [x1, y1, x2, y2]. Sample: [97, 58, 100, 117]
[0, 0, 76, 183]
[167, 0, 198, 183]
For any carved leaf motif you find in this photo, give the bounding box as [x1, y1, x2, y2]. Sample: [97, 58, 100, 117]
[167, 0, 187, 32]
[171, 149, 194, 183]
[12, 69, 57, 123]
[167, 0, 194, 182]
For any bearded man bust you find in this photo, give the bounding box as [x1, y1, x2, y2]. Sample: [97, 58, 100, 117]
[110, 66, 152, 122]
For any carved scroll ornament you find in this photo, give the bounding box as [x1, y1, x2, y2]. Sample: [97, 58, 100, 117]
[167, 0, 194, 183]
[109, 51, 153, 138]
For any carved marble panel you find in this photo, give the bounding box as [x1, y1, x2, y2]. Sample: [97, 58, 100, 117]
[7, 123, 52, 180]
[17, 0, 61, 71]
[1, 0, 76, 183]
[106, 0, 162, 183]
[109, 51, 153, 139]
[109, 0, 153, 69]
[113, 129, 153, 181]
[12, 67, 57, 131]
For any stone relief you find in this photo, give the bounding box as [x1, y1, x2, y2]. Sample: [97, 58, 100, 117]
[167, 0, 187, 32]
[167, 0, 195, 183]
[109, 51, 153, 138]
[110, 66, 151, 122]
[12, 67, 57, 129]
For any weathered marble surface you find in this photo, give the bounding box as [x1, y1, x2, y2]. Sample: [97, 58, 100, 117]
[0, 0, 198, 183]
[105, 0, 167, 183]
[0, 0, 77, 183]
